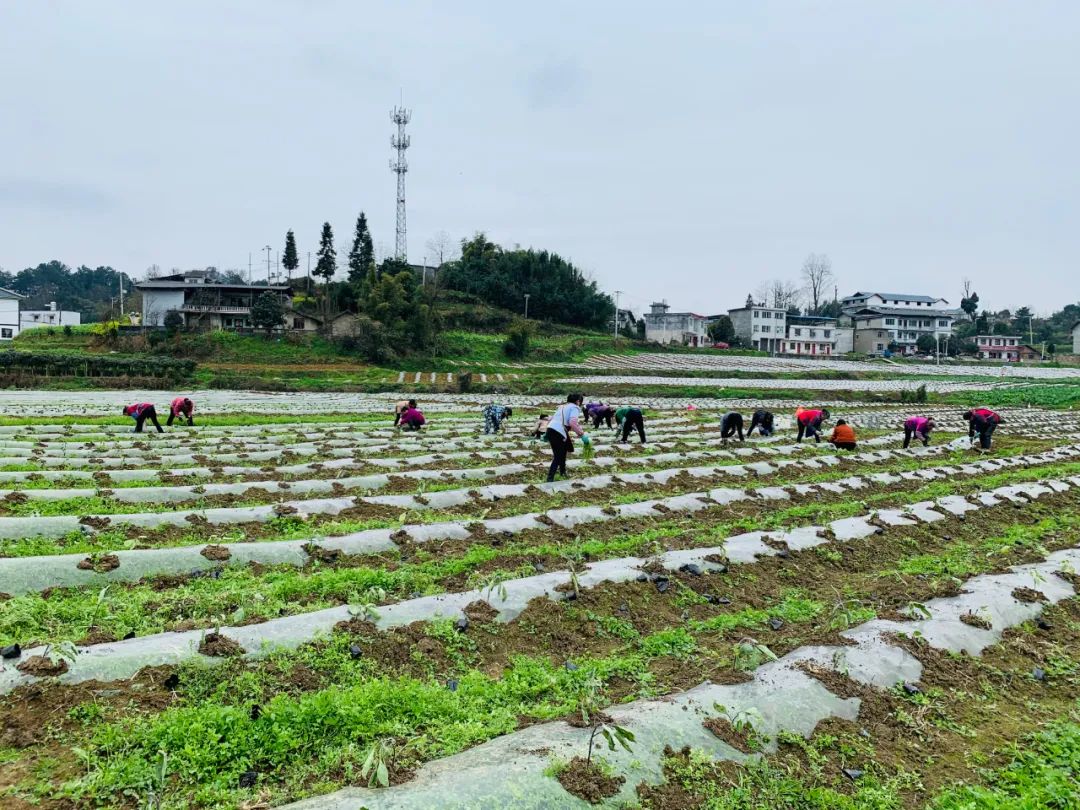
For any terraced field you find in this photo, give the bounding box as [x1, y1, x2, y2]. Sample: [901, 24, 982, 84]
[3, 395, 1080, 809]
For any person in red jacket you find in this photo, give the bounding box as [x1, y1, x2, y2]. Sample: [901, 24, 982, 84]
[122, 402, 164, 433]
[963, 408, 1004, 451]
[167, 396, 195, 427]
[796, 408, 830, 443]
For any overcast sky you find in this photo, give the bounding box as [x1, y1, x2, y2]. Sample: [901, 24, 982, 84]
[2, 1, 1078, 315]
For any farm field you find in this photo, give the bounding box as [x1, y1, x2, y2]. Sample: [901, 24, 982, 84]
[2, 392, 1080, 809]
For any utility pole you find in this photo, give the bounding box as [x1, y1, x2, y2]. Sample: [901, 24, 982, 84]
[613, 290, 622, 340]
[390, 104, 412, 261]
[248, 252, 252, 284]
[523, 293, 530, 319]
[264, 245, 272, 285]
[119, 275, 125, 323]
[306, 251, 311, 296]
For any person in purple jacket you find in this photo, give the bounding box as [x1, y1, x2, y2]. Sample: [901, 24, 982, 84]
[903, 416, 936, 448]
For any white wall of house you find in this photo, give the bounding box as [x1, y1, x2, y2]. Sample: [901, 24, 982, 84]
[0, 297, 19, 341]
[728, 305, 787, 353]
[141, 289, 185, 326]
[1072, 323, 1080, 356]
[20, 310, 81, 330]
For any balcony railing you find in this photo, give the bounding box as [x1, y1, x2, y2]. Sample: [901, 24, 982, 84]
[181, 305, 252, 314]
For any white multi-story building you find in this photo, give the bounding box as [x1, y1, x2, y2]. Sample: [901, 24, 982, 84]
[839, 291, 957, 356]
[20, 304, 81, 331]
[727, 298, 787, 353]
[0, 288, 24, 341]
[644, 301, 708, 347]
[780, 315, 853, 357]
[841, 291, 950, 312]
[975, 335, 1023, 361]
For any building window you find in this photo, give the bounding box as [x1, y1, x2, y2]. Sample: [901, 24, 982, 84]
[809, 329, 817, 338]
[1, 328, 11, 338]
[293, 317, 305, 330]
[761, 325, 770, 333]
[938, 320, 949, 327]
[885, 318, 896, 325]
[824, 329, 831, 337]
[793, 328, 802, 336]
[753, 325, 759, 332]
[753, 311, 759, 319]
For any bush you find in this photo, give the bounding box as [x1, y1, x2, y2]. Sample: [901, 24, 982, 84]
[503, 319, 535, 359]
[0, 351, 195, 380]
[63, 324, 73, 337]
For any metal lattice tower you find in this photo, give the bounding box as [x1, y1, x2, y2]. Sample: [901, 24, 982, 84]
[389, 105, 411, 261]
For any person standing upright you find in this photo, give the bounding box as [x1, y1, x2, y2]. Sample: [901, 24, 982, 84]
[546, 394, 586, 482]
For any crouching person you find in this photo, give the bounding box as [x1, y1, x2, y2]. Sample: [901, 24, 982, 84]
[393, 399, 416, 427]
[748, 408, 774, 437]
[828, 419, 857, 450]
[399, 403, 426, 431]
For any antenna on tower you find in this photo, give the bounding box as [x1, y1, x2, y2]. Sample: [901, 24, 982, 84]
[390, 104, 411, 262]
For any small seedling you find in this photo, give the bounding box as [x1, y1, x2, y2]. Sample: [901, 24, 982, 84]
[480, 572, 510, 603]
[360, 738, 394, 788]
[731, 639, 778, 671]
[574, 675, 635, 765]
[347, 602, 381, 622]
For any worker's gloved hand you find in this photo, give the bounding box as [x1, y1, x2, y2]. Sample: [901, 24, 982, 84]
[581, 434, 592, 445]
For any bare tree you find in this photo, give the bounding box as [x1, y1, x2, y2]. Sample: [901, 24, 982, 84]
[425, 230, 457, 266]
[800, 253, 833, 314]
[144, 264, 162, 280]
[770, 279, 802, 312]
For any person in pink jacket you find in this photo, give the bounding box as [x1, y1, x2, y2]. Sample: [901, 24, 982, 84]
[167, 397, 195, 427]
[903, 416, 936, 448]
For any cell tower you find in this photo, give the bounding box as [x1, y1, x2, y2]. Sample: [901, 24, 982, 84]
[389, 105, 411, 261]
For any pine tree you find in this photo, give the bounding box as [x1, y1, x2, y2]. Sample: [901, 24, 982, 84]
[283, 230, 299, 282]
[347, 213, 375, 286]
[314, 222, 337, 320]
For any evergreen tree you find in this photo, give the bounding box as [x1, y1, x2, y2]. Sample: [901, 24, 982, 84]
[283, 230, 299, 282]
[347, 212, 375, 287]
[314, 223, 336, 283]
[251, 291, 284, 336]
[314, 222, 337, 319]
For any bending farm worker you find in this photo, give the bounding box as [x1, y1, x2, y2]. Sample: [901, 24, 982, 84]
[167, 396, 195, 427]
[546, 393, 586, 482]
[963, 408, 1003, 452]
[720, 411, 744, 442]
[615, 405, 646, 444]
[399, 403, 426, 431]
[482, 404, 513, 434]
[747, 408, 774, 437]
[590, 404, 616, 430]
[902, 416, 936, 448]
[123, 402, 164, 434]
[796, 407, 830, 443]
[393, 399, 416, 427]
[828, 419, 857, 451]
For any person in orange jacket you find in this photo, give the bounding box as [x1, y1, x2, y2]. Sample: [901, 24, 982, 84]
[827, 419, 857, 451]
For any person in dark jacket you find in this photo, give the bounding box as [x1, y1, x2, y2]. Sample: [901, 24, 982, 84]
[590, 404, 616, 430]
[615, 406, 646, 444]
[963, 408, 1004, 451]
[796, 408, 830, 443]
[167, 397, 195, 427]
[720, 411, 744, 442]
[123, 402, 164, 433]
[747, 408, 774, 437]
